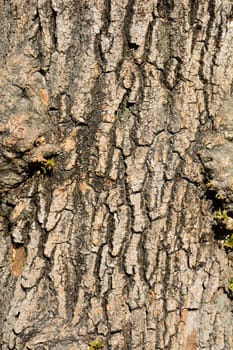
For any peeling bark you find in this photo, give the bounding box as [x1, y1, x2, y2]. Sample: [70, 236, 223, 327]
[0, 1, 233, 349]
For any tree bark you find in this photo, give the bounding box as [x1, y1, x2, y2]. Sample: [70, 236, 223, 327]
[0, 1, 233, 349]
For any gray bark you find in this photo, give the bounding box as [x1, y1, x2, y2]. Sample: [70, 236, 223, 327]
[0, 1, 233, 349]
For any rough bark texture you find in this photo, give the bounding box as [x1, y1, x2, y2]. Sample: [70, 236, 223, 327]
[0, 1, 233, 349]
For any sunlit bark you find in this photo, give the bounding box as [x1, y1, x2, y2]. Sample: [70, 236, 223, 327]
[0, 1, 233, 349]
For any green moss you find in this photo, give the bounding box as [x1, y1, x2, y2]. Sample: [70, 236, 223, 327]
[224, 234, 233, 248]
[41, 158, 55, 174]
[215, 192, 225, 200]
[200, 165, 206, 175]
[88, 340, 104, 349]
[214, 209, 228, 222]
[229, 278, 233, 293]
[205, 180, 215, 190]
[28, 157, 56, 176]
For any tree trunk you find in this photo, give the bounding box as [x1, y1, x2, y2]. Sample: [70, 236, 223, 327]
[0, 1, 233, 349]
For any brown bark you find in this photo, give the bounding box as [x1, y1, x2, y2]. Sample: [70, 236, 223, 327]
[0, 1, 233, 349]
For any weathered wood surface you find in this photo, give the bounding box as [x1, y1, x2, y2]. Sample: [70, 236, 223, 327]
[0, 1, 233, 349]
